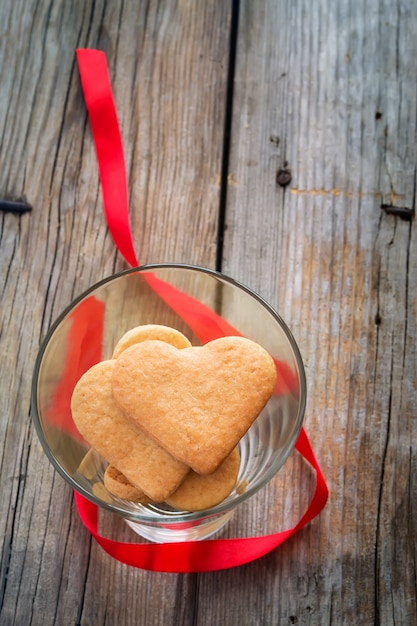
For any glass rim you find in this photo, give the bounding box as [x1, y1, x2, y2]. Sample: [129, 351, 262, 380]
[31, 263, 307, 524]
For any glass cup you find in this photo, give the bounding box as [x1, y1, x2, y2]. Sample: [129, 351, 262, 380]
[31, 264, 306, 542]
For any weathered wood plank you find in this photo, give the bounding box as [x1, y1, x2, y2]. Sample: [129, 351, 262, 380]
[0, 1, 230, 624]
[1, 0, 416, 624]
[220, 0, 417, 624]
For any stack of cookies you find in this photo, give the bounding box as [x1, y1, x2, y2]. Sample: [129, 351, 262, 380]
[70, 325, 277, 511]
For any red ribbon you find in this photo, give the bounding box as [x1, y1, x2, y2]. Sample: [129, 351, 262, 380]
[74, 48, 328, 572]
[76, 49, 137, 267]
[46, 296, 104, 440]
[75, 429, 327, 572]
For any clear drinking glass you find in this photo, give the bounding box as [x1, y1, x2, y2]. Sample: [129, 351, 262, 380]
[31, 264, 306, 542]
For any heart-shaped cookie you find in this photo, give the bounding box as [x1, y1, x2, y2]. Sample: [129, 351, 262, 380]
[103, 464, 152, 503]
[166, 447, 241, 511]
[112, 324, 191, 358]
[112, 336, 276, 474]
[70, 360, 189, 501]
[103, 447, 240, 511]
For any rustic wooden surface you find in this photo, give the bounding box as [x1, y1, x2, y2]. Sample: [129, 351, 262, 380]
[0, 0, 416, 624]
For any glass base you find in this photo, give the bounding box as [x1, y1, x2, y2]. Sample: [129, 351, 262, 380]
[125, 509, 234, 543]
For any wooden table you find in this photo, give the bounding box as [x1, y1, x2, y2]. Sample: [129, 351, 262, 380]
[1, 1, 416, 624]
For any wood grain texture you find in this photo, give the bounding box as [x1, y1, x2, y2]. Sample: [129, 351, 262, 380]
[1, 0, 416, 624]
[0, 0, 229, 624]
[222, 0, 416, 624]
